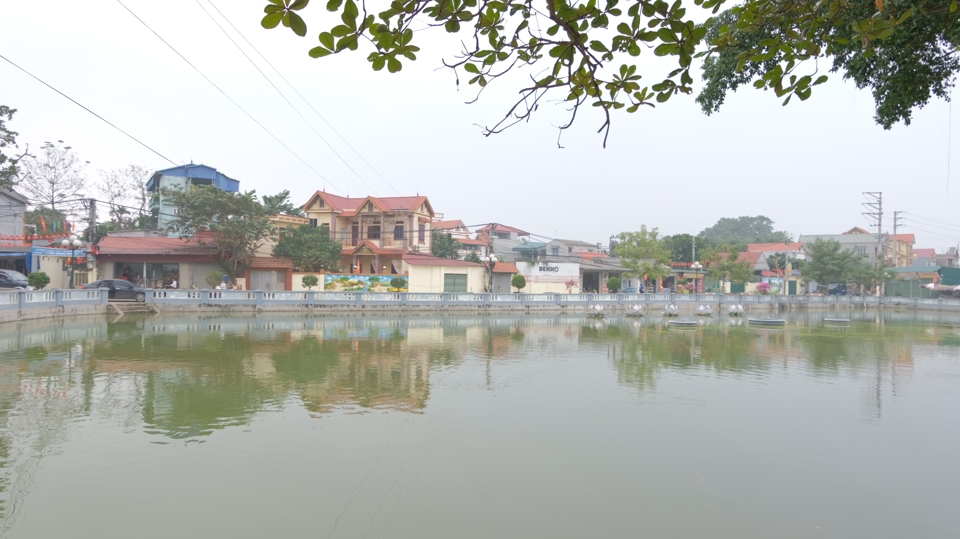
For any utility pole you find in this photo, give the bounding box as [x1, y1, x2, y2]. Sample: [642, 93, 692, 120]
[862, 192, 883, 263]
[892, 211, 905, 268]
[87, 198, 98, 277]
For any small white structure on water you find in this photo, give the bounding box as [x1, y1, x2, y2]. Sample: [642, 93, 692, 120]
[728, 304, 745, 316]
[697, 304, 713, 316]
[662, 303, 680, 317]
[626, 304, 644, 317]
[587, 304, 605, 318]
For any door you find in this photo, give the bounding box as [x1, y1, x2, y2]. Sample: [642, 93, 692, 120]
[788, 280, 797, 295]
[250, 270, 280, 290]
[351, 225, 359, 247]
[443, 273, 467, 293]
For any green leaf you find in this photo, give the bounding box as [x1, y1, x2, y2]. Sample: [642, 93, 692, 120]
[264, 5, 284, 14]
[326, 0, 343, 10]
[309, 46, 332, 58]
[261, 12, 283, 29]
[288, 12, 307, 36]
[952, 0, 958, 13]
[372, 56, 386, 71]
[290, 0, 309, 9]
[318, 32, 335, 49]
[464, 63, 479, 74]
[387, 57, 402, 73]
[445, 19, 460, 32]
[813, 75, 828, 85]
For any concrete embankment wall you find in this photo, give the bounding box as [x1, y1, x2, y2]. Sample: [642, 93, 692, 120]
[2, 289, 960, 325]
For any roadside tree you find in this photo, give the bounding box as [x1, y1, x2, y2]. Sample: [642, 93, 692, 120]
[262, 190, 305, 216]
[0, 105, 26, 189]
[17, 140, 87, 214]
[273, 225, 342, 272]
[431, 231, 460, 259]
[698, 216, 789, 246]
[164, 186, 274, 279]
[302, 274, 319, 290]
[27, 272, 50, 290]
[804, 238, 862, 292]
[616, 226, 670, 290]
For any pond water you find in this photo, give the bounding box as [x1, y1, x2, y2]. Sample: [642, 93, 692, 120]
[0, 312, 957, 538]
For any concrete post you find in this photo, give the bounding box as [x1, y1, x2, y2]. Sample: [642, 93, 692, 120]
[201, 289, 210, 305]
[256, 290, 265, 308]
[55, 289, 64, 307]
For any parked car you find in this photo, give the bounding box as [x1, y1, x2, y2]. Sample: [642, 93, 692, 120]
[827, 283, 847, 296]
[0, 269, 32, 289]
[81, 279, 148, 302]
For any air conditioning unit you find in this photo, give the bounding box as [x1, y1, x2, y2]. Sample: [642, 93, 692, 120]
[413, 245, 420, 252]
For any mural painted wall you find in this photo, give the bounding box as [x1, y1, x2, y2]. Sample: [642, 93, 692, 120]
[323, 274, 408, 292]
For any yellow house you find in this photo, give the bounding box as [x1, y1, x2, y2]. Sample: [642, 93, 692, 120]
[302, 192, 435, 275]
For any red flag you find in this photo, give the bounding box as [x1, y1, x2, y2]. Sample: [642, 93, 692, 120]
[39, 215, 47, 232]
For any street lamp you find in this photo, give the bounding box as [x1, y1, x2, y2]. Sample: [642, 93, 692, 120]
[485, 254, 497, 293]
[691, 261, 703, 294]
[60, 234, 82, 289]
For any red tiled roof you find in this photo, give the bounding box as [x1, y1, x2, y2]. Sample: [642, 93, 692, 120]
[891, 233, 915, 243]
[97, 236, 219, 256]
[845, 226, 870, 234]
[914, 248, 937, 258]
[493, 262, 518, 273]
[431, 219, 466, 230]
[747, 242, 803, 253]
[475, 223, 530, 236]
[738, 251, 763, 265]
[579, 252, 608, 261]
[305, 192, 433, 215]
[403, 253, 483, 267]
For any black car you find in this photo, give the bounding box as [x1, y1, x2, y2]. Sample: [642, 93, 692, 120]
[82, 279, 148, 302]
[0, 269, 31, 289]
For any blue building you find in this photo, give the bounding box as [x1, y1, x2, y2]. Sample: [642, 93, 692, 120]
[147, 164, 240, 229]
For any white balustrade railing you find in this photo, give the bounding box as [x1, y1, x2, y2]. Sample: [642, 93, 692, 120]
[0, 292, 17, 304]
[25, 291, 55, 303]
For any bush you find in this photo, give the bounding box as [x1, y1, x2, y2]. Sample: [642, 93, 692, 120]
[28, 272, 50, 290]
[390, 277, 407, 290]
[511, 274, 526, 292]
[606, 277, 621, 293]
[205, 269, 226, 289]
[302, 274, 319, 290]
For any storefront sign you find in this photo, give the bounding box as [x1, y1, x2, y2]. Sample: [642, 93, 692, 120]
[515, 262, 579, 283]
[32, 247, 86, 257]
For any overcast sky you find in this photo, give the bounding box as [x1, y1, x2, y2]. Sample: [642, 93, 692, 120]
[2, 0, 958, 251]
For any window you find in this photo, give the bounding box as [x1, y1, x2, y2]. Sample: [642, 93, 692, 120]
[340, 228, 346, 241]
[394, 224, 405, 241]
[857, 247, 867, 255]
[367, 226, 381, 239]
[309, 218, 318, 228]
[366, 202, 374, 212]
[419, 224, 426, 244]
[443, 273, 468, 293]
[551, 247, 559, 256]
[318, 199, 324, 207]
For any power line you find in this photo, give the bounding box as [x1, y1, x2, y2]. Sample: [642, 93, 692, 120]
[902, 223, 960, 240]
[0, 53, 178, 166]
[206, 0, 403, 197]
[114, 0, 346, 196]
[193, 0, 386, 197]
[904, 212, 960, 230]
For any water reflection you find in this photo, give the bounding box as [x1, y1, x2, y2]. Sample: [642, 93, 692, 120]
[0, 312, 956, 534]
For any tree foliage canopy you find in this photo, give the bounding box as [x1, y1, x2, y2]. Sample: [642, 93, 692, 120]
[262, 190, 305, 216]
[615, 226, 670, 281]
[258, 0, 954, 143]
[804, 238, 863, 288]
[698, 0, 958, 129]
[0, 106, 24, 190]
[273, 225, 343, 272]
[431, 230, 461, 259]
[164, 186, 275, 277]
[698, 215, 789, 245]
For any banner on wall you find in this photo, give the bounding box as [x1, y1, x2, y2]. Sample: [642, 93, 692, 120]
[515, 262, 580, 283]
[323, 274, 408, 292]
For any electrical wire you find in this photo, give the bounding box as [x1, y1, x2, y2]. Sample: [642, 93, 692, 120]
[903, 212, 960, 231]
[206, 0, 403, 197]
[902, 223, 960, 241]
[115, 0, 346, 196]
[193, 0, 386, 197]
[0, 53, 178, 166]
